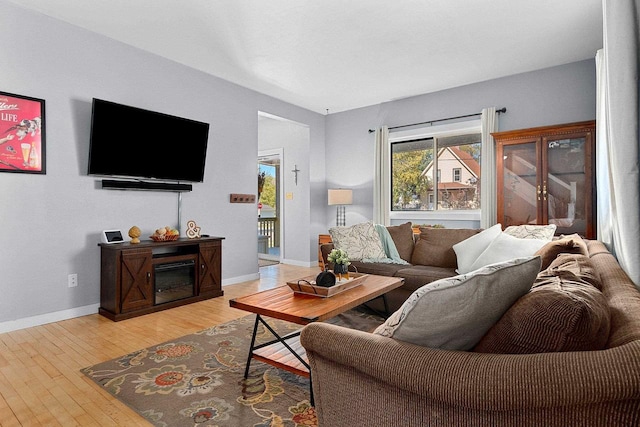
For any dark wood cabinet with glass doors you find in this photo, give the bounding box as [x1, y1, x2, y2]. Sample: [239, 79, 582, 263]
[493, 121, 596, 238]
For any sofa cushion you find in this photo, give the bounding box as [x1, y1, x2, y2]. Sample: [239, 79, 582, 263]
[534, 235, 588, 270]
[411, 228, 480, 268]
[547, 253, 601, 290]
[468, 232, 547, 271]
[329, 221, 386, 261]
[453, 224, 502, 274]
[474, 271, 611, 354]
[504, 224, 556, 240]
[386, 222, 415, 262]
[393, 265, 457, 293]
[373, 256, 541, 350]
[349, 260, 406, 277]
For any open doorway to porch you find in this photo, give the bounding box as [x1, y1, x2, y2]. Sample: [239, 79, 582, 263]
[258, 149, 282, 265]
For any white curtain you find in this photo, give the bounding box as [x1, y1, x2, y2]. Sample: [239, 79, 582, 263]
[373, 126, 390, 225]
[595, 0, 640, 287]
[480, 107, 498, 229]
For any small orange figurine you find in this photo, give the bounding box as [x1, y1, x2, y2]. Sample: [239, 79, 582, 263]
[128, 226, 141, 244]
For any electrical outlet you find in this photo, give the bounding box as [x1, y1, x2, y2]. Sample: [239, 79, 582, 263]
[68, 273, 78, 288]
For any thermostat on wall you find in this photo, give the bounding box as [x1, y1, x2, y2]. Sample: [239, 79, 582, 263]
[101, 229, 124, 244]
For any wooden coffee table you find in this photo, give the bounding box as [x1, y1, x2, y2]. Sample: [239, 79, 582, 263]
[229, 274, 404, 402]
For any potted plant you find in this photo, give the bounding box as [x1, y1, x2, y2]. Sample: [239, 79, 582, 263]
[327, 248, 351, 279]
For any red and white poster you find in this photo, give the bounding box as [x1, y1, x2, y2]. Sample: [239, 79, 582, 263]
[0, 91, 46, 174]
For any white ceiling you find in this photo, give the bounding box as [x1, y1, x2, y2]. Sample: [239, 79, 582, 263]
[8, 0, 603, 114]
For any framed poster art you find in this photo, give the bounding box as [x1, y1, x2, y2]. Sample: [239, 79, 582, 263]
[0, 91, 46, 174]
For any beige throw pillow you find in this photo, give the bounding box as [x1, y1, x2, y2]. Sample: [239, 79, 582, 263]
[504, 224, 556, 240]
[328, 221, 386, 261]
[373, 256, 541, 350]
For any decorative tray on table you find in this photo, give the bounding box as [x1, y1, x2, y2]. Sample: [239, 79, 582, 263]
[286, 272, 369, 297]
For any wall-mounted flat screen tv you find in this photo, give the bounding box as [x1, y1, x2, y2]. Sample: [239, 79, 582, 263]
[88, 98, 209, 182]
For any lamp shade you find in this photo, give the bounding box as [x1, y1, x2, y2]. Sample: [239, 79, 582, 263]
[328, 189, 353, 205]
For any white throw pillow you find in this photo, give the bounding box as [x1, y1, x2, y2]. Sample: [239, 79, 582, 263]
[453, 224, 502, 274]
[328, 221, 386, 261]
[468, 232, 547, 271]
[504, 224, 556, 240]
[373, 256, 541, 350]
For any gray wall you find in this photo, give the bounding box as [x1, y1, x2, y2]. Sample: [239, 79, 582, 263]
[0, 1, 326, 328]
[325, 59, 596, 227]
[0, 0, 596, 330]
[258, 116, 312, 265]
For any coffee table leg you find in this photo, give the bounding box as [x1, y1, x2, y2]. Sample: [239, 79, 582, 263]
[382, 294, 390, 315]
[364, 294, 393, 318]
[242, 314, 314, 405]
[244, 315, 261, 379]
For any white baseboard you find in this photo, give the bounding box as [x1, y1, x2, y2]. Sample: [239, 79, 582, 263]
[281, 258, 316, 268]
[222, 273, 260, 286]
[1, 267, 313, 334]
[0, 303, 100, 334]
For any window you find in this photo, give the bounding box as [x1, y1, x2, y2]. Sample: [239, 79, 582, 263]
[391, 132, 481, 211]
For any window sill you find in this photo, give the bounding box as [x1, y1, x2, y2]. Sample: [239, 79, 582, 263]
[390, 210, 481, 222]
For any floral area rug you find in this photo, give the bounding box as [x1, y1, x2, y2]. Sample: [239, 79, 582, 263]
[81, 307, 383, 427]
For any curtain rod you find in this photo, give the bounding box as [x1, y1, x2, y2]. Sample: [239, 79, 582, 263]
[367, 107, 506, 133]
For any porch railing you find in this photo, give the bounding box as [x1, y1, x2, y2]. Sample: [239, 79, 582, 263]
[258, 217, 279, 248]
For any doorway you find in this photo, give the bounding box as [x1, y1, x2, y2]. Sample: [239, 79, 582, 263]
[258, 149, 282, 263]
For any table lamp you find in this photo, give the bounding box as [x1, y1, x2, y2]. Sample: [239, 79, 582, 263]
[328, 189, 353, 227]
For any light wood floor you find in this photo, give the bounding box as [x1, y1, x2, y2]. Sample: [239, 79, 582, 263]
[0, 263, 317, 427]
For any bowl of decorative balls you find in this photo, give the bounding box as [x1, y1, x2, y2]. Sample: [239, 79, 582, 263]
[150, 226, 180, 241]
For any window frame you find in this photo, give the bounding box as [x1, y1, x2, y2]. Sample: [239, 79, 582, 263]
[388, 119, 482, 223]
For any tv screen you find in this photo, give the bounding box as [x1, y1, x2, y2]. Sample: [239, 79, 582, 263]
[88, 98, 209, 182]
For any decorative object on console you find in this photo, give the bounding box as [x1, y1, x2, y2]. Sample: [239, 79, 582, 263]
[185, 220, 201, 239]
[127, 226, 141, 244]
[0, 91, 45, 174]
[328, 188, 353, 227]
[101, 229, 125, 244]
[150, 226, 180, 241]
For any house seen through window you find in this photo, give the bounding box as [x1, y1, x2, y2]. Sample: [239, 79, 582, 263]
[391, 133, 482, 211]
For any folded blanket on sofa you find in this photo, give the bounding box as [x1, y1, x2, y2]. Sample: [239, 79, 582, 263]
[361, 224, 409, 265]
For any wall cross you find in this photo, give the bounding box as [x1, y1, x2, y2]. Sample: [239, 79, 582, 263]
[292, 164, 300, 186]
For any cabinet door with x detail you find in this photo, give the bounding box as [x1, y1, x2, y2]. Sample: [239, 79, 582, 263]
[198, 241, 223, 297]
[120, 249, 154, 312]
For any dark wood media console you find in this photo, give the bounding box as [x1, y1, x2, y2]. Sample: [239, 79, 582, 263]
[99, 236, 224, 321]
